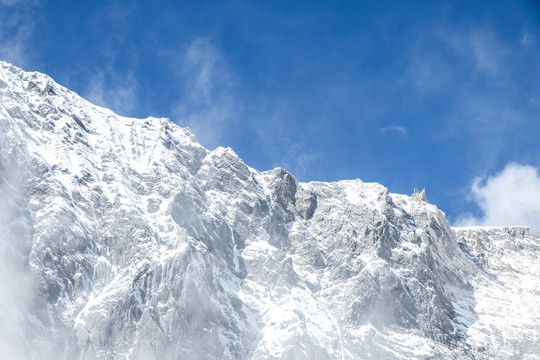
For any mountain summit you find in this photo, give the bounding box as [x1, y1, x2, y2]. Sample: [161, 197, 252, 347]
[0, 61, 538, 359]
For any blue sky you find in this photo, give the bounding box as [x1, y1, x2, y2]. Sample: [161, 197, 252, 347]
[1, 0, 540, 227]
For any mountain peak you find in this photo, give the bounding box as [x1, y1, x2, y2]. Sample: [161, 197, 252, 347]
[412, 187, 427, 202]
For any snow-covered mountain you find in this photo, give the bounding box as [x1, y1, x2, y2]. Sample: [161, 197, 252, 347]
[0, 61, 538, 360]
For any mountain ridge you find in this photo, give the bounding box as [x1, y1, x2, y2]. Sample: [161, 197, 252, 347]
[0, 61, 539, 359]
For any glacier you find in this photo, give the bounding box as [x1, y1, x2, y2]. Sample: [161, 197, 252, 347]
[0, 61, 539, 359]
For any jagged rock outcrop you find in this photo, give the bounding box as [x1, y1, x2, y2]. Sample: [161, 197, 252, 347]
[0, 61, 539, 359]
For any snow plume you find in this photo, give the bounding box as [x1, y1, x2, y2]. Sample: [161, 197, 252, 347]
[456, 163, 540, 229]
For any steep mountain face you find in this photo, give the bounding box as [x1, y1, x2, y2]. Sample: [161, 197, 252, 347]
[0, 61, 538, 360]
[454, 227, 540, 359]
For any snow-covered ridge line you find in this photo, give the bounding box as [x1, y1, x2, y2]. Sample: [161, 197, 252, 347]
[453, 225, 533, 230]
[1, 61, 539, 360]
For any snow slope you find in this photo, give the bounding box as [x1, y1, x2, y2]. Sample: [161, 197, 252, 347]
[0, 61, 538, 359]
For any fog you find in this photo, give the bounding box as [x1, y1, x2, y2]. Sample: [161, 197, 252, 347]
[0, 149, 64, 360]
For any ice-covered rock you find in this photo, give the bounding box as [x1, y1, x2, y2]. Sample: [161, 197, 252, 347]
[0, 61, 539, 359]
[454, 227, 540, 359]
[411, 188, 427, 202]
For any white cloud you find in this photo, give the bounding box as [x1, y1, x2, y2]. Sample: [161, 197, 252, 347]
[171, 38, 240, 149]
[456, 163, 540, 229]
[381, 125, 407, 138]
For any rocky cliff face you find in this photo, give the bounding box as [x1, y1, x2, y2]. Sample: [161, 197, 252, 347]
[0, 61, 538, 359]
[454, 227, 540, 359]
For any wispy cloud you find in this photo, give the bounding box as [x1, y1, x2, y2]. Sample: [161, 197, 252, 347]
[0, 0, 22, 6]
[455, 163, 540, 229]
[273, 142, 323, 180]
[447, 28, 508, 78]
[83, 69, 139, 116]
[381, 125, 407, 138]
[418, 27, 515, 91]
[0, 0, 42, 5]
[166, 37, 320, 178]
[402, 27, 508, 107]
[0, 4, 35, 67]
[466, 30, 505, 76]
[403, 25, 540, 170]
[520, 29, 536, 46]
[405, 52, 452, 94]
[171, 38, 240, 149]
